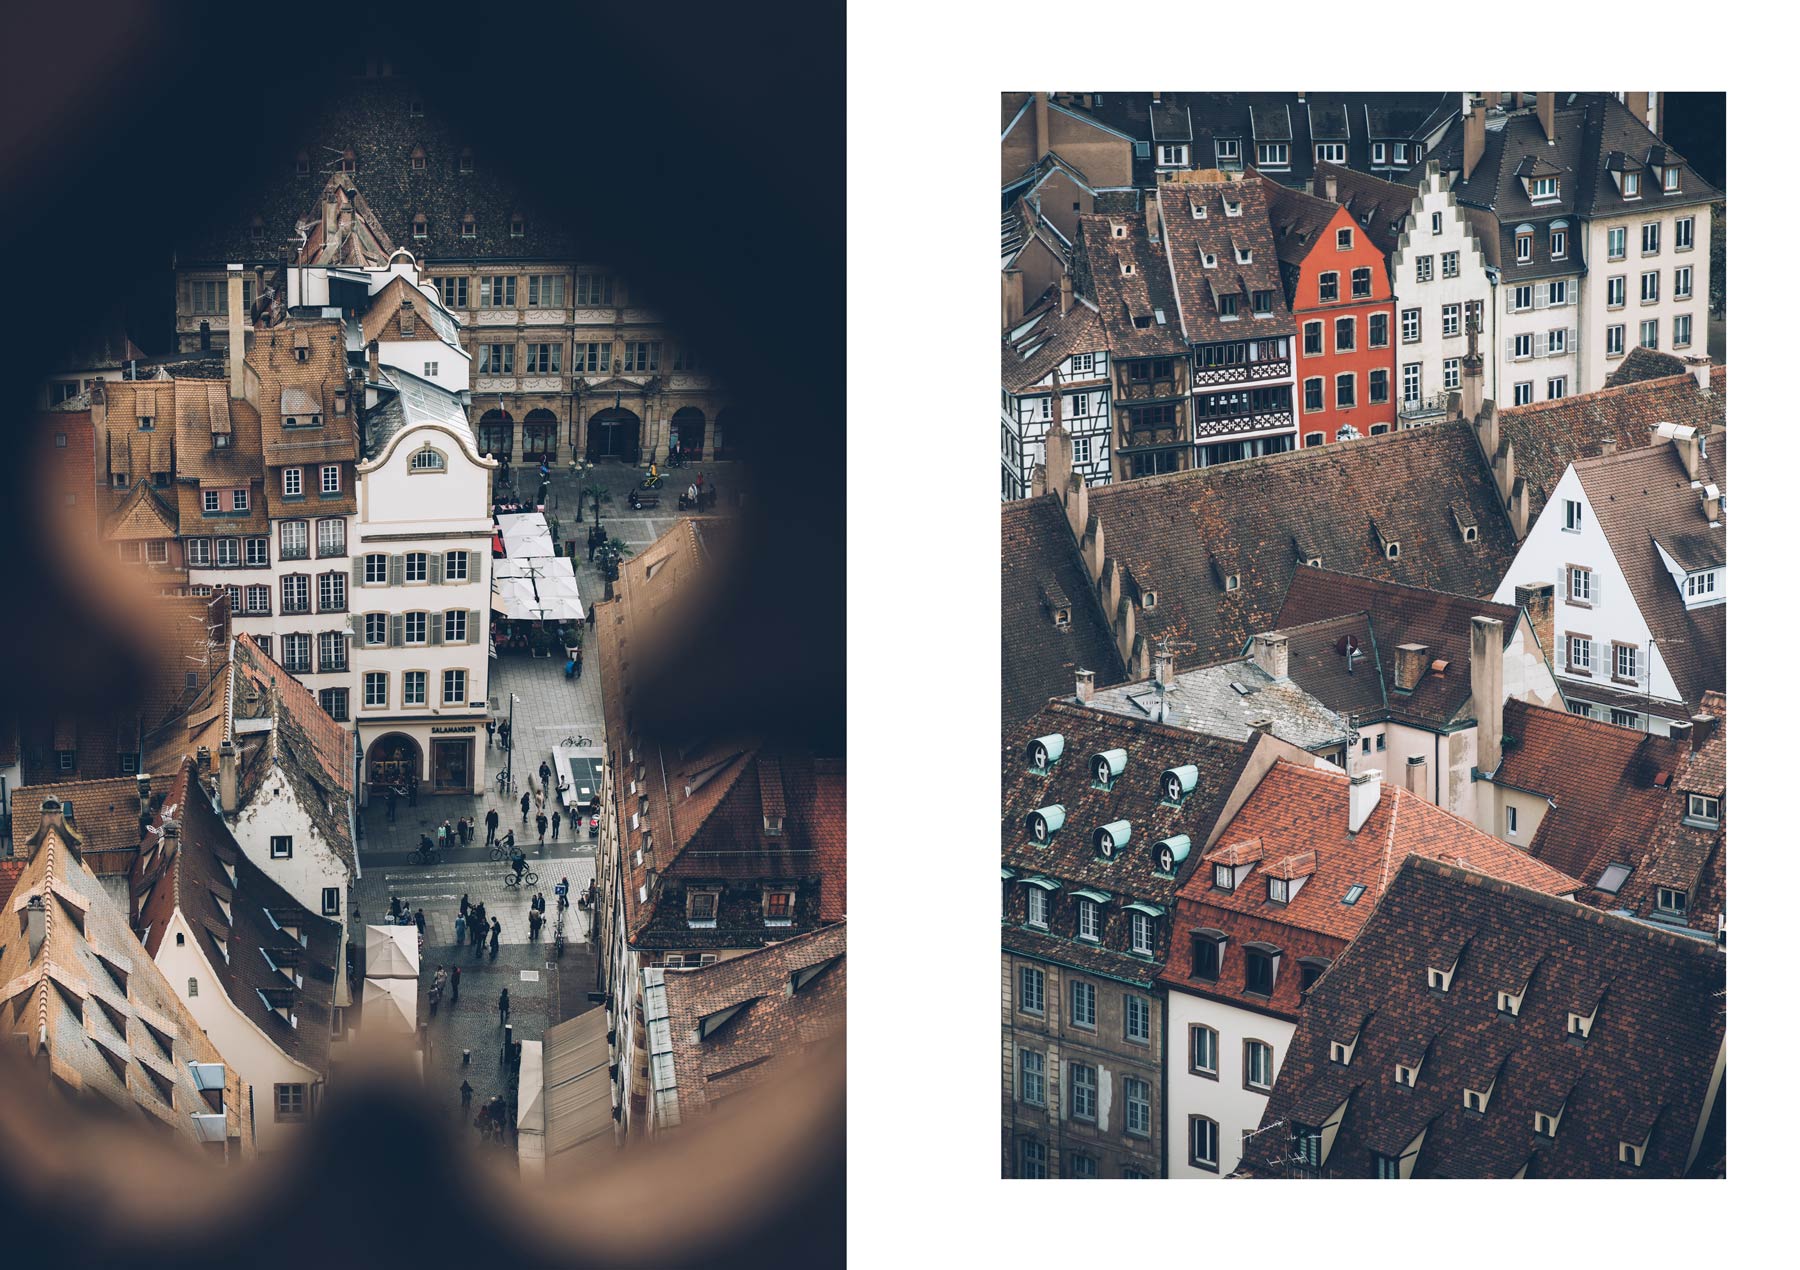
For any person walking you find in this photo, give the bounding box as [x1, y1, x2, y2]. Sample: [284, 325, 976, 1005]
[552, 809, 562, 840]
[460, 893, 471, 920]
[415, 907, 426, 937]
[486, 719, 496, 748]
[485, 807, 500, 845]
[429, 968, 444, 1018]
[460, 1079, 474, 1122]
[385, 786, 398, 823]
[528, 909, 541, 941]
[489, 918, 501, 960]
[388, 895, 402, 924]
[586, 600, 598, 628]
[498, 987, 511, 1027]
[536, 812, 548, 848]
[450, 963, 462, 1003]
[520, 792, 531, 823]
[407, 774, 418, 808]
[538, 759, 551, 789]
[454, 911, 467, 946]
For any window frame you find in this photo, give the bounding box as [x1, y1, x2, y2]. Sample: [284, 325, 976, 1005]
[1243, 1039, 1275, 1092]
[1189, 1024, 1219, 1078]
[1018, 965, 1045, 1016]
[1189, 1115, 1220, 1172]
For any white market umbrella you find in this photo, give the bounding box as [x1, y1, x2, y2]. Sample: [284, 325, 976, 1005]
[364, 923, 421, 978]
[363, 978, 418, 1033]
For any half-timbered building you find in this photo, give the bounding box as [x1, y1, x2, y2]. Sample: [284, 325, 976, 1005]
[1002, 276, 1112, 498]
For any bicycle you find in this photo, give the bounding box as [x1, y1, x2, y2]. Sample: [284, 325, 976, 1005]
[560, 734, 592, 748]
[495, 769, 515, 794]
[407, 846, 440, 866]
[488, 840, 516, 861]
[504, 867, 540, 888]
[552, 910, 566, 958]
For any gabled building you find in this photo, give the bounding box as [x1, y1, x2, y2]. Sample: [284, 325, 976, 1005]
[1, 799, 253, 1157]
[643, 924, 846, 1134]
[1245, 855, 1725, 1179]
[1489, 694, 1724, 937]
[132, 758, 342, 1151]
[1493, 427, 1725, 731]
[1001, 699, 1292, 1178]
[593, 518, 845, 1140]
[1163, 761, 1577, 1178]
[1155, 175, 1298, 467]
[1023, 414, 1519, 683]
[1259, 174, 1397, 443]
[1268, 567, 1563, 824]
[1001, 278, 1112, 497]
[1003, 93, 1137, 205]
[11, 773, 174, 913]
[1077, 210, 1191, 479]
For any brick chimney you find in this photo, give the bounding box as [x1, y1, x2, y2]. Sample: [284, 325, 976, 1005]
[1348, 769, 1382, 834]
[1599, 436, 1617, 457]
[1470, 616, 1506, 776]
[1537, 92, 1557, 144]
[1035, 92, 1051, 162]
[218, 738, 239, 815]
[1152, 647, 1175, 688]
[1324, 174, 1338, 203]
[1624, 92, 1655, 136]
[1393, 643, 1429, 692]
[1667, 720, 1693, 747]
[1702, 483, 1721, 523]
[1689, 712, 1718, 748]
[399, 299, 416, 337]
[135, 772, 153, 811]
[1514, 582, 1555, 669]
[1059, 272, 1073, 317]
[1075, 668, 1095, 703]
[1250, 632, 1289, 681]
[1672, 427, 1700, 479]
[1003, 269, 1024, 327]
[227, 264, 247, 401]
[1405, 754, 1429, 798]
[1461, 96, 1489, 184]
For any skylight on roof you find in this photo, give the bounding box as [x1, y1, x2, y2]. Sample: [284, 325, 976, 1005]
[1342, 884, 1367, 905]
[1595, 863, 1633, 894]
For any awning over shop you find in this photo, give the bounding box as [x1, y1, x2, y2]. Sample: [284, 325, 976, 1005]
[542, 1004, 617, 1170]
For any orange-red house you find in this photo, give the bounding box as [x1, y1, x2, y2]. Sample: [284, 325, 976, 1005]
[1260, 174, 1397, 445]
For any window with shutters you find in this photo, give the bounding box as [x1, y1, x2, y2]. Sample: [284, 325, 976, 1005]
[403, 670, 428, 707]
[444, 610, 468, 642]
[1613, 642, 1639, 682]
[1511, 285, 1532, 312]
[1567, 566, 1593, 605]
[364, 613, 387, 646]
[363, 554, 388, 585]
[1547, 328, 1567, 355]
[442, 669, 467, 705]
[444, 550, 470, 581]
[1514, 333, 1534, 362]
[404, 612, 427, 645]
[1566, 632, 1592, 674]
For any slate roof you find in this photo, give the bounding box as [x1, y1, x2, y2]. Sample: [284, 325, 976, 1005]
[1081, 658, 1351, 754]
[1163, 763, 1578, 1019]
[1247, 856, 1726, 1179]
[132, 760, 340, 1076]
[1155, 177, 1292, 344]
[1498, 370, 1725, 528]
[1309, 162, 1417, 257]
[13, 775, 173, 879]
[1575, 439, 1726, 706]
[1083, 424, 1518, 668]
[1260, 177, 1345, 272]
[1078, 212, 1187, 358]
[651, 924, 845, 1129]
[1274, 568, 1536, 730]
[177, 76, 592, 265]
[1604, 346, 1689, 387]
[1492, 698, 1724, 934]
[1001, 292, 1108, 395]
[1001, 700, 1257, 980]
[0, 811, 251, 1150]
[1001, 494, 1129, 733]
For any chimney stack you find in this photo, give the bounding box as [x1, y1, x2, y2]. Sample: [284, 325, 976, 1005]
[136, 772, 153, 810]
[1002, 269, 1024, 327]
[227, 265, 247, 401]
[1075, 669, 1096, 704]
[1470, 616, 1506, 776]
[1393, 643, 1430, 692]
[1461, 96, 1489, 185]
[1666, 720, 1693, 748]
[1348, 769, 1382, 834]
[1599, 436, 1617, 457]
[399, 299, 416, 336]
[1684, 357, 1712, 392]
[1514, 582, 1556, 670]
[1059, 272, 1073, 317]
[218, 738, 239, 815]
[1674, 429, 1700, 479]
[1536, 92, 1556, 145]
[26, 895, 46, 961]
[38, 797, 66, 839]
[1689, 712, 1718, 749]
[1405, 754, 1429, 798]
[1324, 174, 1338, 203]
[1250, 632, 1290, 681]
[1152, 647, 1174, 688]
[1247, 718, 1274, 736]
[1702, 483, 1721, 523]
[1035, 93, 1051, 162]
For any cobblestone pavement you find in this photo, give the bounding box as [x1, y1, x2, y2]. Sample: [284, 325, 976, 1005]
[500, 455, 747, 555]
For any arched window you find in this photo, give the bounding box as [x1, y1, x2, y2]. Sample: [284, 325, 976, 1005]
[409, 446, 446, 473]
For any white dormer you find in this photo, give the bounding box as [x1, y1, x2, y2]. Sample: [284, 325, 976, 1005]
[1120, 260, 1136, 277]
[1223, 199, 1242, 218]
[1151, 834, 1191, 875]
[1426, 959, 1458, 992]
[1110, 221, 1127, 239]
[1330, 1036, 1357, 1066]
[1535, 1103, 1565, 1139]
[1619, 1132, 1650, 1167]
[1235, 247, 1252, 264]
[1464, 1081, 1494, 1113]
[1394, 1061, 1418, 1088]
[1202, 251, 1217, 269]
[1092, 819, 1131, 861]
[1567, 1007, 1596, 1038]
[1025, 804, 1066, 844]
[1161, 765, 1199, 805]
[1497, 988, 1524, 1016]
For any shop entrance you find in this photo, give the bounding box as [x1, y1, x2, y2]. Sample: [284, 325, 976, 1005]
[367, 733, 422, 798]
[431, 738, 474, 794]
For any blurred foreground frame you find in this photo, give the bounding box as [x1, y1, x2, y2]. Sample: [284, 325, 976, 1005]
[0, 2, 847, 1267]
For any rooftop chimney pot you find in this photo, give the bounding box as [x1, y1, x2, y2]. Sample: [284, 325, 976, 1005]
[1349, 769, 1382, 834]
[1075, 668, 1096, 703]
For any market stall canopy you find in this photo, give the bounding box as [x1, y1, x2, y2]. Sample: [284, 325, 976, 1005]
[362, 978, 419, 1033]
[364, 922, 421, 978]
[496, 512, 555, 559]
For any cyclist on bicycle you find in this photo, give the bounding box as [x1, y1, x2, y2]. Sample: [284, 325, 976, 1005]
[511, 849, 527, 884]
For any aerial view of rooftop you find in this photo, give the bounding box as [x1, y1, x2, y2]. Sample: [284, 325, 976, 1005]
[1000, 91, 1725, 1179]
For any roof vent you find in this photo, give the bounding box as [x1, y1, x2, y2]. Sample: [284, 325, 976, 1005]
[1091, 748, 1127, 789]
[1161, 764, 1199, 804]
[1093, 820, 1132, 861]
[1026, 734, 1065, 773]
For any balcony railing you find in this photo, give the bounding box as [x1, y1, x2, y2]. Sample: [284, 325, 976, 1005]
[1118, 423, 1190, 451]
[1116, 378, 1182, 403]
[281, 546, 309, 561]
[1399, 392, 1450, 419]
[1194, 409, 1295, 440]
[1193, 357, 1291, 387]
[280, 601, 311, 616]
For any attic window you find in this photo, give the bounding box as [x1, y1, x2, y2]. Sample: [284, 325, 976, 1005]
[1426, 961, 1458, 993]
[1620, 1139, 1646, 1168]
[1223, 200, 1242, 218]
[1120, 261, 1136, 277]
[1385, 540, 1400, 560]
[295, 151, 310, 176]
[1234, 247, 1252, 265]
[250, 216, 265, 240]
[1395, 1062, 1418, 1088]
[413, 214, 429, 240]
[1529, 177, 1558, 202]
[1535, 1109, 1561, 1139]
[1567, 1010, 1594, 1039]
[410, 99, 424, 118]
[1465, 1084, 1492, 1114]
[1090, 749, 1126, 791]
[1341, 883, 1365, 905]
[1623, 171, 1641, 198]
[1223, 574, 1240, 592]
[462, 214, 476, 239]
[1656, 887, 1688, 917]
[1496, 989, 1523, 1017]
[1336, 227, 1353, 251]
[1054, 607, 1071, 628]
[1664, 166, 1681, 192]
[763, 815, 785, 837]
[1111, 222, 1126, 239]
[139, 415, 155, 431]
[411, 146, 425, 172]
[1329, 1037, 1356, 1065]
[459, 147, 475, 174]
[1202, 252, 1217, 268]
[1142, 590, 1158, 609]
[511, 214, 527, 239]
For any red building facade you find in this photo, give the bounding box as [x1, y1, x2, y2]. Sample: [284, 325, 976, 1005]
[1263, 178, 1397, 446]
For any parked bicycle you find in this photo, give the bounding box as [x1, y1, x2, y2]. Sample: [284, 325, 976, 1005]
[504, 867, 540, 889]
[560, 734, 593, 748]
[495, 769, 515, 794]
[552, 910, 566, 958]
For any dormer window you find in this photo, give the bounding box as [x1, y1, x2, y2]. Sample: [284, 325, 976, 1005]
[1427, 960, 1458, 993]
[1567, 1009, 1595, 1039]
[1161, 765, 1198, 806]
[1384, 539, 1400, 560]
[1202, 252, 1217, 268]
[1120, 260, 1136, 277]
[1530, 176, 1558, 202]
[1110, 222, 1126, 239]
[1025, 733, 1065, 774]
[1235, 246, 1252, 264]
[1516, 229, 1533, 263]
[1664, 166, 1681, 191]
[1077, 898, 1102, 942]
[1224, 573, 1240, 591]
[1213, 863, 1237, 891]
[1684, 793, 1720, 827]
[1191, 930, 1225, 981]
[1623, 171, 1641, 198]
[762, 888, 795, 926]
[1129, 910, 1154, 955]
[1025, 805, 1066, 844]
[1223, 199, 1242, 218]
[1054, 607, 1071, 628]
[1218, 293, 1238, 318]
[685, 889, 720, 928]
[1243, 944, 1279, 996]
[1142, 590, 1158, 609]
[412, 214, 429, 240]
[1464, 1083, 1493, 1114]
[1656, 887, 1689, 917]
[459, 146, 476, 174]
[1026, 886, 1049, 929]
[1092, 820, 1130, 861]
[763, 814, 785, 837]
[411, 146, 426, 173]
[1620, 1138, 1647, 1167]
[1496, 988, 1524, 1017]
[1535, 1107, 1563, 1139]
[1330, 1035, 1357, 1065]
[1090, 749, 1126, 791]
[1394, 1061, 1418, 1088]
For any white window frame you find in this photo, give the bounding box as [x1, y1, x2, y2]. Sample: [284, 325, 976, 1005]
[1569, 567, 1592, 602]
[282, 467, 302, 498]
[1608, 226, 1627, 260]
[1078, 899, 1101, 942]
[1569, 634, 1592, 672]
[1401, 308, 1420, 343]
[1318, 143, 1347, 165]
[1130, 911, 1153, 956]
[1673, 314, 1693, 348]
[1441, 304, 1461, 338]
[1442, 358, 1460, 391]
[1675, 217, 1694, 250]
[1025, 886, 1048, 929]
[1607, 324, 1626, 357]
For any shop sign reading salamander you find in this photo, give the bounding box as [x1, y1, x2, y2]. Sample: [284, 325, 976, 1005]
[431, 725, 480, 734]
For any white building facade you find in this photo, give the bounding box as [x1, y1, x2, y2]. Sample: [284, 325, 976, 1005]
[350, 369, 496, 799]
[1391, 163, 1489, 426]
[1580, 200, 1711, 392]
[1166, 988, 1295, 1179]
